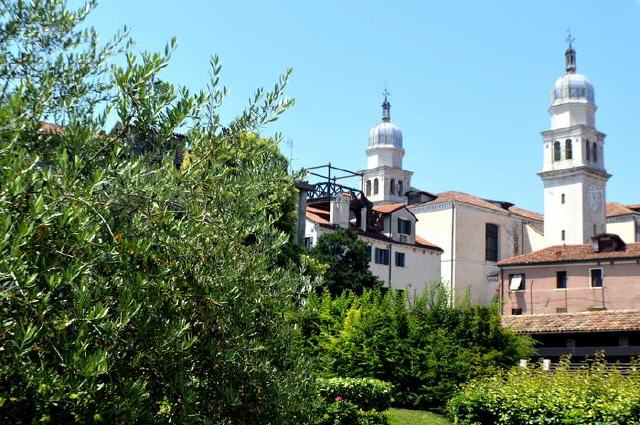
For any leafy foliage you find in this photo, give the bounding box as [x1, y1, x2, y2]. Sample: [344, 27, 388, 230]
[0, 1, 316, 423]
[298, 286, 534, 410]
[315, 399, 390, 425]
[448, 355, 640, 425]
[317, 377, 394, 412]
[309, 228, 382, 295]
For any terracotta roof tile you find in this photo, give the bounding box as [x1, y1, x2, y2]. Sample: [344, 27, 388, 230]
[502, 310, 640, 334]
[606, 202, 639, 218]
[415, 235, 443, 251]
[508, 206, 543, 222]
[411, 191, 542, 221]
[497, 243, 640, 266]
[627, 204, 640, 212]
[372, 203, 407, 214]
[39, 122, 64, 135]
[305, 210, 329, 225]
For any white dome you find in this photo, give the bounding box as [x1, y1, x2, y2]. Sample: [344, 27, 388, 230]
[369, 121, 403, 148]
[552, 72, 595, 105]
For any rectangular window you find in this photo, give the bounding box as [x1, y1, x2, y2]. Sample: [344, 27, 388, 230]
[397, 218, 412, 235]
[561, 230, 565, 241]
[556, 271, 567, 289]
[365, 245, 372, 261]
[511, 308, 523, 315]
[485, 223, 499, 261]
[509, 273, 525, 291]
[304, 237, 313, 250]
[375, 247, 390, 265]
[395, 252, 405, 267]
[556, 307, 567, 314]
[590, 268, 604, 288]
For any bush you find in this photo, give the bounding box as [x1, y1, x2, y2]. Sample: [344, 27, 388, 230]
[317, 377, 394, 411]
[315, 399, 389, 425]
[448, 355, 640, 425]
[298, 286, 534, 409]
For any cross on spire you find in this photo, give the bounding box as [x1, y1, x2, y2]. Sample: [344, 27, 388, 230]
[381, 86, 391, 122]
[565, 28, 575, 49]
[564, 29, 576, 73]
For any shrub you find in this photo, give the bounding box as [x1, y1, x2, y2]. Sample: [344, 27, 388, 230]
[317, 377, 394, 411]
[448, 355, 640, 425]
[298, 285, 534, 409]
[315, 399, 389, 425]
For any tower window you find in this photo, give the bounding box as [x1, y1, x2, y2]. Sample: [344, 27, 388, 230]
[565, 139, 572, 160]
[397, 180, 403, 196]
[592, 142, 598, 162]
[561, 230, 565, 241]
[586, 139, 591, 161]
[366, 180, 371, 196]
[485, 223, 499, 261]
[561, 194, 565, 204]
[390, 178, 395, 195]
[553, 141, 561, 161]
[373, 178, 379, 195]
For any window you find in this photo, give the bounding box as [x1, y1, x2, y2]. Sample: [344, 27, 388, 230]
[586, 139, 591, 161]
[397, 180, 403, 196]
[374, 247, 389, 265]
[397, 218, 412, 235]
[590, 268, 604, 288]
[395, 252, 405, 267]
[485, 223, 499, 261]
[556, 307, 567, 314]
[304, 237, 313, 250]
[561, 194, 565, 204]
[592, 142, 598, 162]
[389, 178, 395, 195]
[365, 245, 372, 261]
[366, 180, 371, 196]
[511, 308, 523, 315]
[561, 230, 565, 241]
[553, 141, 561, 161]
[373, 178, 379, 195]
[509, 273, 525, 291]
[565, 139, 572, 159]
[556, 271, 567, 289]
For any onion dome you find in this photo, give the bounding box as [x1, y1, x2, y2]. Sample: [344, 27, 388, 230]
[368, 95, 403, 148]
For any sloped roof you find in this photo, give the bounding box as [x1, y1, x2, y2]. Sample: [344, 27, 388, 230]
[305, 208, 330, 225]
[415, 235, 443, 251]
[372, 203, 407, 214]
[39, 122, 64, 135]
[409, 191, 543, 222]
[502, 310, 640, 334]
[606, 202, 639, 218]
[497, 243, 640, 266]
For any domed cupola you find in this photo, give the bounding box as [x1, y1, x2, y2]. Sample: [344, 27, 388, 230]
[368, 95, 403, 148]
[551, 39, 595, 106]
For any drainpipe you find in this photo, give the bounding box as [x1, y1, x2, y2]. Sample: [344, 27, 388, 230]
[529, 278, 534, 315]
[450, 202, 456, 305]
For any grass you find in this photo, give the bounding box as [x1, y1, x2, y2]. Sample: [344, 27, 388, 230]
[387, 408, 451, 425]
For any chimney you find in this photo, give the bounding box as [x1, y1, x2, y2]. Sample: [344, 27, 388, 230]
[294, 181, 314, 245]
[360, 207, 368, 232]
[330, 193, 351, 229]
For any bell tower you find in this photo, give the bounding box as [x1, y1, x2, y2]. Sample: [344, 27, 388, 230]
[539, 36, 610, 246]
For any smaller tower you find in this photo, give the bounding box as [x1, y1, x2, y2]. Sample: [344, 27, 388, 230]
[362, 91, 413, 205]
[539, 36, 610, 246]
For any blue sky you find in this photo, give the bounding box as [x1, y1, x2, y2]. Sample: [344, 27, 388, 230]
[85, 1, 640, 212]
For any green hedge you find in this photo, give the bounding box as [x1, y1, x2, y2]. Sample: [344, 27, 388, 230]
[448, 356, 640, 425]
[315, 399, 389, 425]
[317, 377, 394, 411]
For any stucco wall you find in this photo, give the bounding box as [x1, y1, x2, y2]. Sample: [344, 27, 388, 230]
[501, 262, 640, 315]
[607, 218, 638, 243]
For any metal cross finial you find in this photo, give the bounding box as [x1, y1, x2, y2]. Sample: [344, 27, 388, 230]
[565, 28, 575, 48]
[383, 83, 391, 100]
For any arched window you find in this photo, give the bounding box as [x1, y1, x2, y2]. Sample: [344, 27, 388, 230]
[592, 142, 598, 162]
[586, 139, 591, 161]
[565, 139, 572, 160]
[389, 178, 395, 195]
[553, 141, 561, 161]
[365, 180, 371, 196]
[397, 180, 403, 196]
[373, 178, 379, 195]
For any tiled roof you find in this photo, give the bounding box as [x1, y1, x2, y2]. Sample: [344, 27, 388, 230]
[508, 206, 543, 222]
[415, 235, 443, 251]
[606, 202, 639, 218]
[410, 191, 542, 221]
[39, 122, 64, 135]
[497, 243, 640, 266]
[502, 310, 640, 334]
[372, 203, 407, 214]
[305, 210, 330, 225]
[627, 204, 640, 212]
